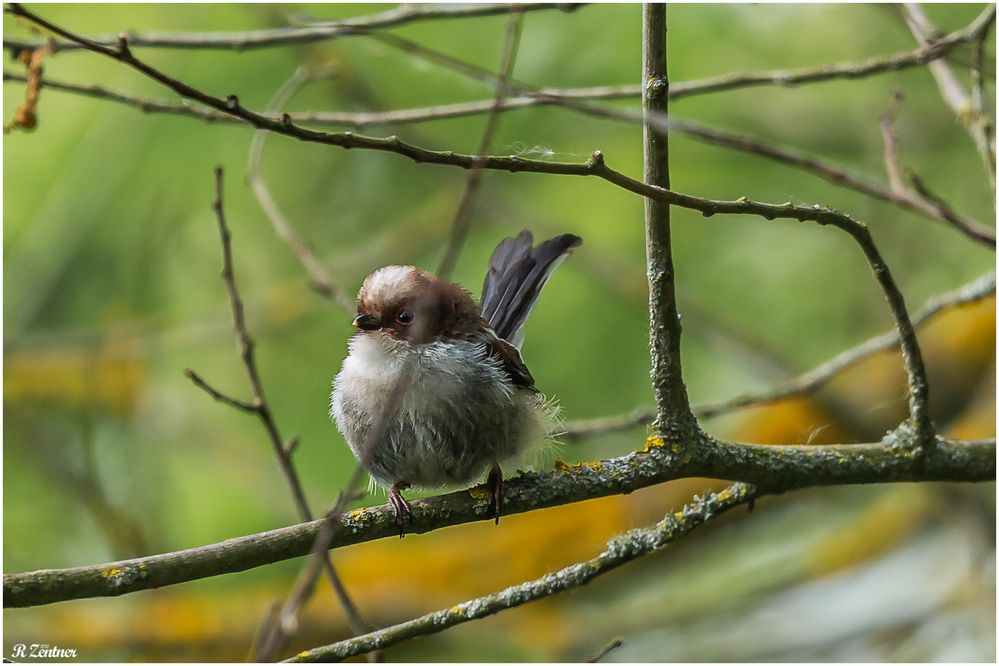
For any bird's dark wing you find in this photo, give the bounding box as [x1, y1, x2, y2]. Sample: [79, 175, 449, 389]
[489, 336, 536, 390]
[479, 230, 582, 349]
[471, 324, 536, 390]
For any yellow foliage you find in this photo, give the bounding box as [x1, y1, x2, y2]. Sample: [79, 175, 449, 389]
[4, 337, 144, 417]
[805, 486, 931, 577]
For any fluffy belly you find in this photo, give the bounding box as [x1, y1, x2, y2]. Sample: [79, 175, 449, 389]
[331, 335, 542, 489]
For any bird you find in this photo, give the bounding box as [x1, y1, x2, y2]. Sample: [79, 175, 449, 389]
[330, 230, 582, 530]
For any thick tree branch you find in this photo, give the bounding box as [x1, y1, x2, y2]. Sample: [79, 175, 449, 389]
[643, 4, 696, 437]
[285, 483, 758, 662]
[4, 432, 993, 608]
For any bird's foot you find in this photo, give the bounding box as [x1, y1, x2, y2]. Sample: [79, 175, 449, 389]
[486, 464, 504, 525]
[388, 481, 412, 537]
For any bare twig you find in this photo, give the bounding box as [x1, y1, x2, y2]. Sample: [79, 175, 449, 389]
[195, 167, 372, 648]
[564, 270, 995, 436]
[907, 172, 992, 242]
[247, 65, 354, 311]
[605, 107, 992, 246]
[877, 91, 995, 245]
[254, 471, 368, 662]
[879, 90, 907, 193]
[562, 408, 656, 440]
[7, 4, 994, 246]
[436, 9, 524, 279]
[584, 637, 625, 663]
[8, 3, 989, 101]
[348, 9, 994, 246]
[1, 3, 576, 52]
[694, 271, 996, 420]
[286, 483, 758, 662]
[901, 3, 996, 190]
[183, 367, 256, 413]
[332, 15, 999, 247]
[970, 20, 996, 196]
[256, 296, 435, 660]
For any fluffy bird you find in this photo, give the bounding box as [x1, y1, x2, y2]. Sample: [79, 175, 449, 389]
[331, 230, 581, 528]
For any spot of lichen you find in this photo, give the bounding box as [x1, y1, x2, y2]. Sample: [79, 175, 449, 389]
[554, 459, 604, 474]
[640, 436, 665, 453]
[101, 566, 123, 580]
[297, 651, 311, 659]
[449, 605, 464, 617]
[717, 488, 732, 502]
[348, 509, 364, 519]
[467, 486, 489, 500]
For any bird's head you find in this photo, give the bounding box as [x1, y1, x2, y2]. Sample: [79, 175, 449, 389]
[353, 266, 480, 345]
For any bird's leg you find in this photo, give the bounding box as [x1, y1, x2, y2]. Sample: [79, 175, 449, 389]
[388, 481, 412, 537]
[486, 464, 504, 525]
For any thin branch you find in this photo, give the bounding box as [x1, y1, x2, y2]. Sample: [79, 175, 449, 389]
[436, 9, 524, 279]
[695, 270, 996, 420]
[562, 408, 656, 440]
[346, 9, 995, 246]
[901, 3, 996, 190]
[254, 472, 368, 662]
[970, 19, 996, 196]
[643, 4, 697, 438]
[6, 432, 993, 609]
[907, 171, 994, 244]
[183, 367, 257, 413]
[500, 88, 994, 246]
[563, 270, 996, 436]
[195, 167, 372, 644]
[1, 3, 577, 52]
[285, 483, 758, 662]
[7, 9, 994, 246]
[584, 638, 625, 663]
[9, 88, 992, 249]
[877, 90, 995, 245]
[879, 89, 907, 193]
[247, 65, 354, 311]
[255, 302, 437, 660]
[6, 3, 991, 97]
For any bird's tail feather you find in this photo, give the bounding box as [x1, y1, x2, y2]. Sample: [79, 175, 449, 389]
[479, 230, 582, 348]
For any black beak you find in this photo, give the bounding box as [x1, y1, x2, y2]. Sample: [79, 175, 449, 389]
[352, 313, 380, 331]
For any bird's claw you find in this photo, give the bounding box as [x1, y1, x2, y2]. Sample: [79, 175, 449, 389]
[487, 465, 504, 525]
[388, 482, 412, 537]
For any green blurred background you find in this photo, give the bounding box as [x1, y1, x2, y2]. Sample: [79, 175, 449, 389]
[3, 3, 995, 662]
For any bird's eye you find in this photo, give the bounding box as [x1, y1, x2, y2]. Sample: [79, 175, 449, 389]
[396, 309, 415, 324]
